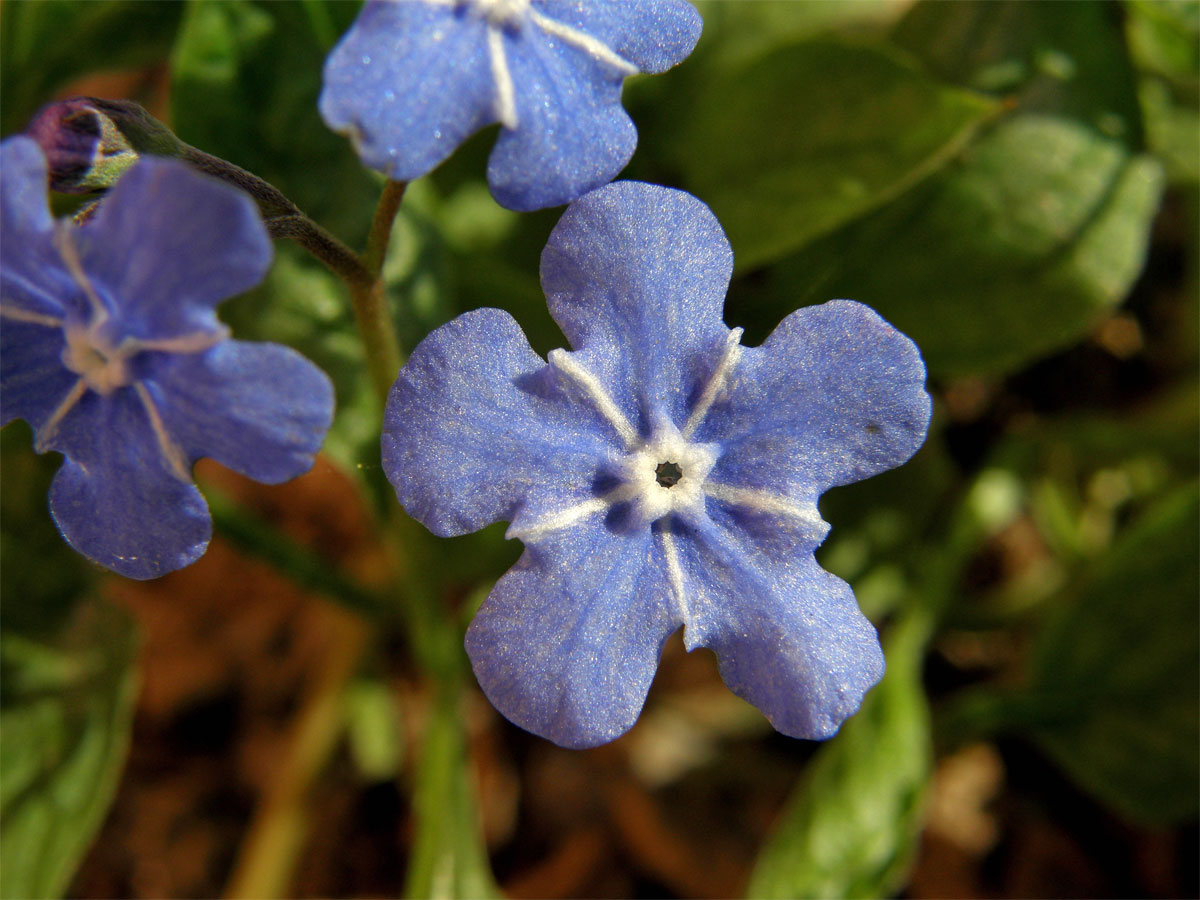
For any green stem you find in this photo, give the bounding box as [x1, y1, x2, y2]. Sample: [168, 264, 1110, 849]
[345, 180, 408, 405]
[180, 146, 301, 219]
[364, 180, 408, 276]
[350, 276, 404, 404]
[216, 168, 452, 900]
[266, 213, 372, 287]
[180, 145, 404, 399]
[179, 147, 374, 287]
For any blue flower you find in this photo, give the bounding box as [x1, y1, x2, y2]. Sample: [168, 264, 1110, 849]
[319, 0, 702, 211]
[383, 181, 932, 748]
[0, 136, 334, 580]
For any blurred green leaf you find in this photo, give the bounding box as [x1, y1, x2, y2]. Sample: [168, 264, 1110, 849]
[893, 0, 1143, 145]
[1139, 78, 1200, 183]
[170, 0, 376, 244]
[0, 1, 183, 135]
[1028, 484, 1200, 824]
[1125, 0, 1200, 88]
[946, 485, 1200, 824]
[746, 114, 1164, 375]
[669, 39, 996, 270]
[746, 611, 932, 900]
[0, 598, 139, 899]
[404, 685, 499, 900]
[687, 0, 904, 69]
[1126, 0, 1200, 183]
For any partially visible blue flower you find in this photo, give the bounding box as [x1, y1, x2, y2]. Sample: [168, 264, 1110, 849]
[0, 136, 334, 579]
[383, 181, 932, 748]
[319, 0, 702, 211]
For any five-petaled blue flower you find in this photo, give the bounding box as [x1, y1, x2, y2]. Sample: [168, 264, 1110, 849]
[319, 0, 702, 211]
[383, 181, 932, 748]
[0, 136, 334, 580]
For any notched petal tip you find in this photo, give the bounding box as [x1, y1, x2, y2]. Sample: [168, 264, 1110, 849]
[48, 455, 213, 581]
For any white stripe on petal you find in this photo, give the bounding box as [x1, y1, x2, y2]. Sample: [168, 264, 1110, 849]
[682, 328, 743, 439]
[547, 349, 638, 448]
[52, 225, 109, 327]
[660, 527, 691, 627]
[488, 27, 519, 129]
[33, 378, 87, 452]
[506, 496, 609, 541]
[134, 381, 191, 481]
[530, 9, 639, 75]
[703, 482, 827, 533]
[123, 325, 229, 356]
[0, 305, 63, 328]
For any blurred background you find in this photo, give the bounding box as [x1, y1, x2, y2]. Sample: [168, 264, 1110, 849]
[1, 1, 1196, 898]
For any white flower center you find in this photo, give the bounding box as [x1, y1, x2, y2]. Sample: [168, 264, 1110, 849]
[613, 421, 718, 527]
[468, 0, 530, 27]
[61, 321, 132, 395]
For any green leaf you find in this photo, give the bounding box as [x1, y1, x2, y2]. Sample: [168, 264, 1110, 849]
[0, 597, 139, 900]
[892, 0, 1144, 145]
[746, 612, 932, 900]
[1125, 0, 1200, 88]
[1127, 0, 1200, 183]
[687, 0, 905, 69]
[944, 485, 1200, 824]
[404, 685, 499, 900]
[746, 114, 1165, 376]
[0, 1, 183, 135]
[1028, 484, 1200, 824]
[170, 0, 376, 245]
[669, 39, 996, 270]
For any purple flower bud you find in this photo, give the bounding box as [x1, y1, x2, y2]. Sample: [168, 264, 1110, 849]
[26, 98, 137, 193]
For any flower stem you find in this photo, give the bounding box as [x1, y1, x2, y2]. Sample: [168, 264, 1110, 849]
[345, 180, 408, 405]
[179, 145, 404, 400]
[179, 146, 374, 287]
[364, 180, 408, 276]
[266, 214, 372, 287]
[350, 276, 403, 404]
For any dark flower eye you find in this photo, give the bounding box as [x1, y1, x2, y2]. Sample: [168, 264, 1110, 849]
[655, 461, 683, 487]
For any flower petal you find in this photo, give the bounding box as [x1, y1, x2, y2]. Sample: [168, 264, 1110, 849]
[145, 340, 333, 484]
[534, 0, 702, 74]
[0, 320, 76, 429]
[383, 307, 614, 537]
[540, 181, 733, 430]
[46, 388, 211, 580]
[465, 514, 676, 748]
[676, 508, 884, 739]
[487, 25, 635, 210]
[1, 136, 73, 320]
[74, 157, 271, 340]
[705, 300, 932, 496]
[319, 0, 494, 182]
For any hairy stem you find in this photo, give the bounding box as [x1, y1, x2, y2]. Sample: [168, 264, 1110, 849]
[179, 146, 374, 286]
[266, 214, 373, 287]
[364, 179, 408, 276]
[346, 180, 408, 404]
